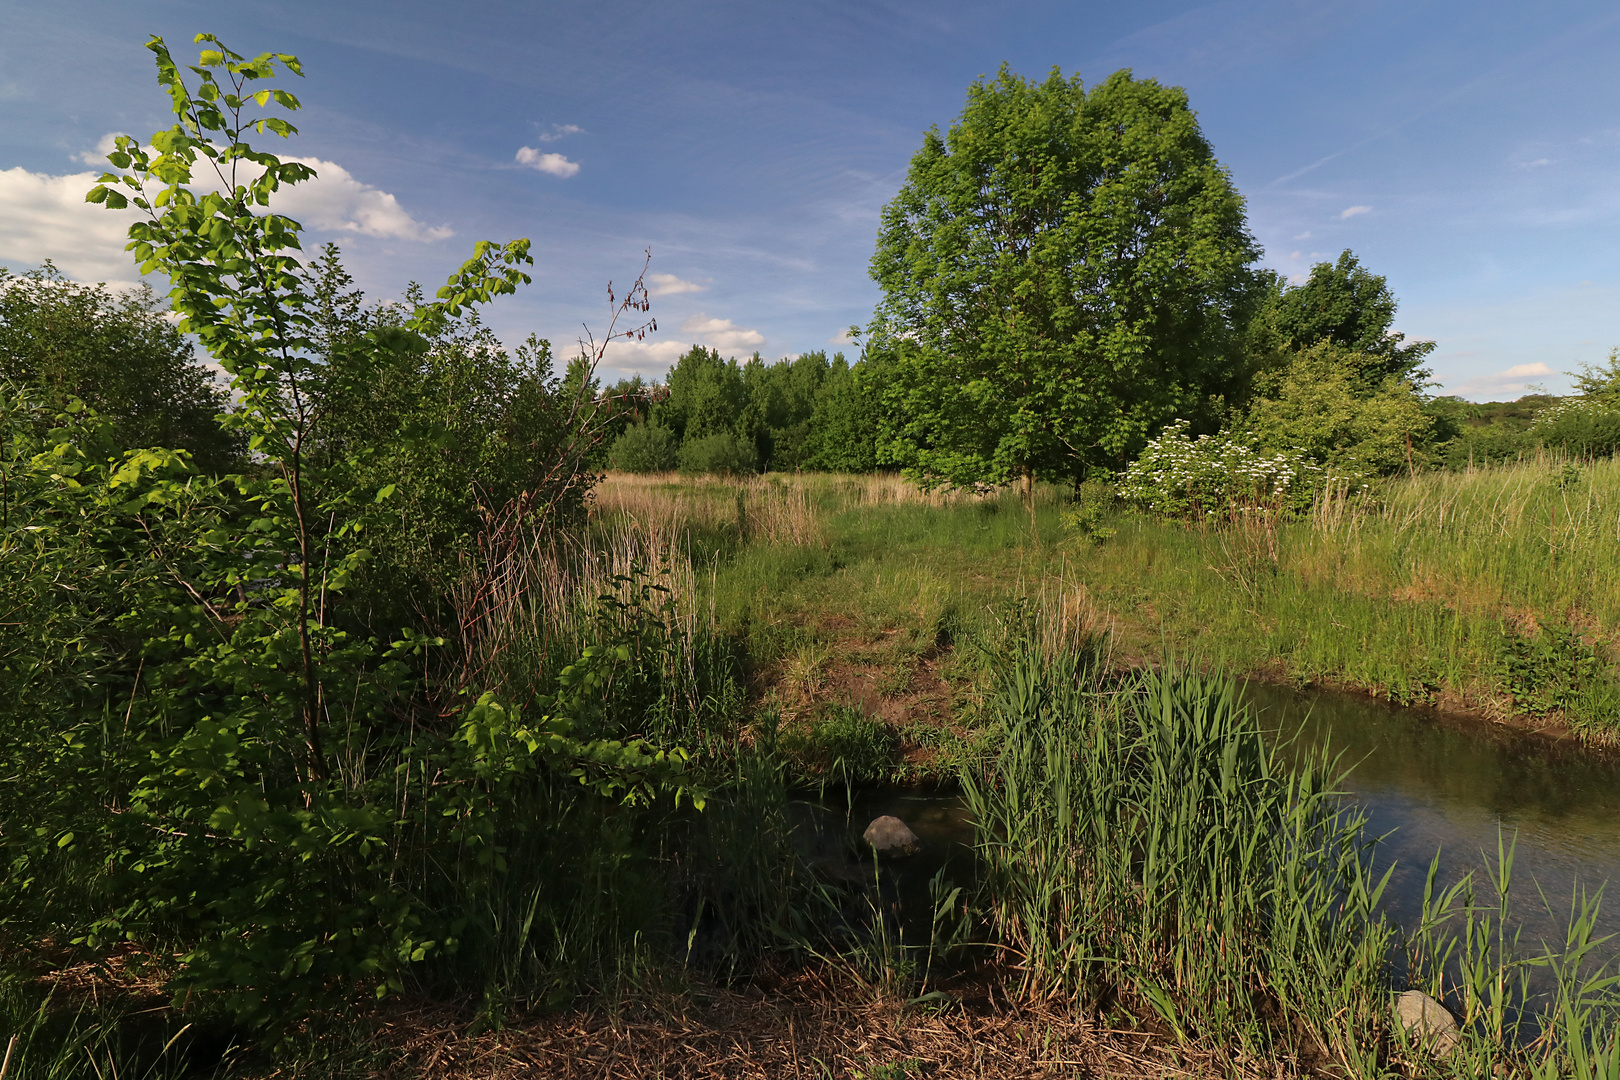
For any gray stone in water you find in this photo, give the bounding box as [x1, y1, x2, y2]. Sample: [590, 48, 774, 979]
[862, 815, 921, 857]
[1393, 990, 1461, 1056]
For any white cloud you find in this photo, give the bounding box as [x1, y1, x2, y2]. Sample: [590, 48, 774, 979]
[1523, 158, 1552, 168]
[535, 124, 583, 143]
[1448, 361, 1557, 400]
[1292, 231, 1312, 240]
[681, 313, 764, 352]
[647, 272, 706, 296]
[273, 157, 454, 240]
[598, 338, 688, 377]
[1340, 205, 1372, 219]
[593, 310, 769, 379]
[75, 132, 127, 167]
[515, 147, 580, 177]
[829, 326, 860, 345]
[0, 166, 145, 284]
[0, 140, 452, 284]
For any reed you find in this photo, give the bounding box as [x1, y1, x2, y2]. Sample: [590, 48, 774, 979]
[963, 627, 1620, 1074]
[963, 645, 1394, 1068]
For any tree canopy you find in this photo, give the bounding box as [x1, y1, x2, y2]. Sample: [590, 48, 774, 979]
[1265, 250, 1435, 385]
[868, 66, 1260, 492]
[0, 263, 241, 471]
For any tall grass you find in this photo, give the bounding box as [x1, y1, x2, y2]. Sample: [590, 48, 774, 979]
[1058, 456, 1620, 734]
[964, 646, 1394, 1068]
[963, 630, 1620, 1074]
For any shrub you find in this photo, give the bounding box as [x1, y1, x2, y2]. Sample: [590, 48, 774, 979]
[1119, 420, 1351, 518]
[608, 420, 679, 473]
[1529, 397, 1620, 459]
[679, 431, 757, 476]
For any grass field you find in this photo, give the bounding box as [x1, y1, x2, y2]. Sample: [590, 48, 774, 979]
[590, 457, 1620, 761]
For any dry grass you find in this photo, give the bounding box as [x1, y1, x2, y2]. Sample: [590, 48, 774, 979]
[362, 967, 1227, 1080]
[454, 511, 702, 697]
[593, 473, 827, 547]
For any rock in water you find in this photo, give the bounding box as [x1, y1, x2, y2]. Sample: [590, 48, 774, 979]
[1393, 990, 1461, 1055]
[862, 815, 921, 857]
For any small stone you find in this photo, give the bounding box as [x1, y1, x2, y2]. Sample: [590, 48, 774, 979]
[862, 815, 921, 857]
[1393, 989, 1461, 1056]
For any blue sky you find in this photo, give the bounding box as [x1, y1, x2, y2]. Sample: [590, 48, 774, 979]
[4, 0, 1619, 399]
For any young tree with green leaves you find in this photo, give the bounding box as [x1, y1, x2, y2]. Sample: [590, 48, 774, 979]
[0, 33, 693, 1020]
[869, 66, 1260, 512]
[1264, 250, 1435, 386]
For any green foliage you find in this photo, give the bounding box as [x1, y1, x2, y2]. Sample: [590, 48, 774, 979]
[1119, 419, 1343, 518]
[741, 350, 836, 470]
[1497, 621, 1610, 720]
[0, 33, 703, 1027]
[0, 264, 242, 472]
[1528, 355, 1620, 459]
[869, 66, 1259, 489]
[302, 248, 593, 607]
[1245, 341, 1432, 476]
[800, 353, 879, 473]
[777, 703, 896, 787]
[1263, 249, 1436, 385]
[1425, 394, 1556, 468]
[1059, 480, 1116, 544]
[658, 345, 746, 445]
[678, 430, 757, 476]
[608, 419, 679, 472]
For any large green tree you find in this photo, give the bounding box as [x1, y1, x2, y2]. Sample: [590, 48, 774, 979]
[869, 66, 1259, 500]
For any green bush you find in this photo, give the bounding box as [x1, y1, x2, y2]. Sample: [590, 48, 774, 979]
[1530, 398, 1620, 459]
[608, 420, 679, 472]
[679, 430, 757, 476]
[1119, 420, 1341, 518]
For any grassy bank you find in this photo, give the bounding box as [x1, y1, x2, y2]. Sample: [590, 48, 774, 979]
[589, 458, 1620, 754]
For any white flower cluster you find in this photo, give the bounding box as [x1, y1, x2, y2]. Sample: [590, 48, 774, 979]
[1119, 420, 1357, 518]
[1529, 396, 1615, 429]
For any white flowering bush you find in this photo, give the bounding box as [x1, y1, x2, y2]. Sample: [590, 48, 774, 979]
[1527, 396, 1620, 459]
[1120, 421, 1359, 519]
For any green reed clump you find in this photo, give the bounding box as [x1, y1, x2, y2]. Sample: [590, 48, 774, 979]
[778, 703, 898, 788]
[964, 634, 1620, 1074]
[963, 649, 1394, 1067]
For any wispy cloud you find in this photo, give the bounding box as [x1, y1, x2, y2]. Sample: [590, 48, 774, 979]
[1292, 231, 1312, 240]
[647, 272, 706, 296]
[1449, 361, 1557, 400]
[515, 147, 580, 177]
[1340, 205, 1372, 219]
[534, 123, 583, 143]
[599, 339, 688, 376]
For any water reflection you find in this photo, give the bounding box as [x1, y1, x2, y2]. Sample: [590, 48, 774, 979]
[1247, 682, 1620, 954]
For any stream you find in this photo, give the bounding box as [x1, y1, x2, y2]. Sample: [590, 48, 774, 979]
[793, 682, 1620, 963]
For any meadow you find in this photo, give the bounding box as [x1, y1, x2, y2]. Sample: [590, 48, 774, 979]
[589, 456, 1620, 775]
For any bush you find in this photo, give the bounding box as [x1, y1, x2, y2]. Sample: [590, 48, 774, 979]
[679, 431, 757, 476]
[1119, 420, 1349, 518]
[608, 420, 679, 472]
[1529, 398, 1620, 459]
